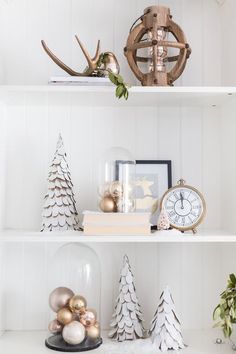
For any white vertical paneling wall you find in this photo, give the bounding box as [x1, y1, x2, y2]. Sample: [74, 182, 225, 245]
[0, 0, 222, 86]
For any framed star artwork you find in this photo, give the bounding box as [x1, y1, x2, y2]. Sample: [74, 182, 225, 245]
[135, 160, 172, 227]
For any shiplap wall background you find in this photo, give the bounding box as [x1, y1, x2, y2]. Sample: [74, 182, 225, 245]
[0, 0, 235, 334]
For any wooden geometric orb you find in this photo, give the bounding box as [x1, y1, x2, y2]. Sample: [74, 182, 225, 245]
[124, 5, 191, 86]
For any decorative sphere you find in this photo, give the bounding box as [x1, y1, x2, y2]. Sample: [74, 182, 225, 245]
[79, 309, 97, 327]
[69, 295, 87, 315]
[86, 322, 100, 340]
[48, 319, 63, 334]
[215, 338, 223, 344]
[99, 196, 116, 213]
[57, 308, 73, 325]
[62, 321, 86, 345]
[232, 344, 236, 351]
[109, 181, 123, 198]
[49, 287, 74, 313]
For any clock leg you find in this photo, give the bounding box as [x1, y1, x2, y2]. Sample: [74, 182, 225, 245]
[192, 228, 197, 235]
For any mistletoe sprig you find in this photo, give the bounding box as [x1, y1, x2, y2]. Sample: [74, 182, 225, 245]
[96, 53, 130, 100]
[213, 274, 236, 338]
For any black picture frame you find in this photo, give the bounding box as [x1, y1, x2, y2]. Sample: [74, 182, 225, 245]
[135, 160, 172, 227]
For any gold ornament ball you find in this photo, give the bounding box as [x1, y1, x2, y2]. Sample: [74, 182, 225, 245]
[99, 196, 116, 213]
[57, 307, 73, 325]
[86, 322, 100, 340]
[109, 181, 123, 198]
[48, 319, 63, 334]
[69, 295, 87, 314]
[79, 308, 97, 327]
[49, 287, 74, 313]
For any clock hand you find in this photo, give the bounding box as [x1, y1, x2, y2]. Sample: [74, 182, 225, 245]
[180, 192, 184, 209]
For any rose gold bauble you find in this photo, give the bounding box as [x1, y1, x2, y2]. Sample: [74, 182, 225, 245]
[62, 321, 86, 345]
[99, 196, 116, 212]
[48, 319, 63, 334]
[86, 322, 100, 340]
[109, 181, 123, 198]
[57, 308, 73, 325]
[79, 309, 97, 327]
[69, 295, 87, 314]
[49, 287, 74, 313]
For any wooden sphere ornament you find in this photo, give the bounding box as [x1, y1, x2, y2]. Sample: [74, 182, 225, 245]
[124, 5, 191, 86]
[69, 295, 87, 315]
[49, 287, 74, 313]
[99, 195, 116, 212]
[57, 308, 73, 325]
[48, 319, 63, 334]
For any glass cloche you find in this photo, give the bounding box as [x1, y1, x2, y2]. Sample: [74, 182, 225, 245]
[98, 147, 136, 213]
[46, 243, 102, 352]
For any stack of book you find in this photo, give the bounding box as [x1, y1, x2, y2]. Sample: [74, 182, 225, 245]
[83, 211, 151, 236]
[49, 76, 112, 86]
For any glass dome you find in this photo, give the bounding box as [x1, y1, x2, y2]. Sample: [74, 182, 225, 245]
[98, 147, 136, 213]
[46, 243, 102, 351]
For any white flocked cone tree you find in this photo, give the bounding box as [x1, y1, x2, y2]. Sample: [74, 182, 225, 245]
[109, 255, 145, 342]
[149, 286, 185, 352]
[41, 134, 79, 231]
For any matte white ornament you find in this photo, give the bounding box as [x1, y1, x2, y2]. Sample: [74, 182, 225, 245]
[150, 286, 185, 352]
[157, 207, 170, 231]
[41, 134, 79, 231]
[109, 255, 145, 342]
[62, 321, 85, 345]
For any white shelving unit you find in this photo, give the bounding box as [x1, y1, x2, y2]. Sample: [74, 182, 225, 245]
[1, 0, 236, 353]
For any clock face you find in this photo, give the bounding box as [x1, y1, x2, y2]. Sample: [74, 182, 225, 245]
[162, 186, 205, 230]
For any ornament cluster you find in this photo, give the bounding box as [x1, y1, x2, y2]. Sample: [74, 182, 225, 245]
[48, 287, 100, 346]
[99, 181, 134, 213]
[41, 134, 79, 232]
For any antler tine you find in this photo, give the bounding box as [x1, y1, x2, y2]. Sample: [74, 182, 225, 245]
[92, 40, 101, 62]
[75, 35, 97, 69]
[41, 40, 84, 76]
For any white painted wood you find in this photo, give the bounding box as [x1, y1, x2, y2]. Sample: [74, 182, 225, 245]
[0, 329, 232, 354]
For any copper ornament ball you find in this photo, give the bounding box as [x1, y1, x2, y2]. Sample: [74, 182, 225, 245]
[62, 321, 86, 345]
[79, 308, 97, 327]
[49, 287, 74, 313]
[99, 196, 116, 213]
[57, 307, 74, 325]
[86, 322, 100, 340]
[69, 295, 87, 314]
[48, 319, 63, 334]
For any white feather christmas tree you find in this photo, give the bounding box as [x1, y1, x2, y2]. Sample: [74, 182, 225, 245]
[149, 286, 185, 352]
[109, 255, 145, 342]
[41, 134, 79, 232]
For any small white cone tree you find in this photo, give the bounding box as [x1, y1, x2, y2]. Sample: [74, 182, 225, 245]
[157, 207, 170, 231]
[41, 134, 79, 231]
[150, 286, 185, 352]
[109, 255, 145, 341]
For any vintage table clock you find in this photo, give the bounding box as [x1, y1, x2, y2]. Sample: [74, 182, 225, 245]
[124, 5, 191, 86]
[160, 179, 206, 233]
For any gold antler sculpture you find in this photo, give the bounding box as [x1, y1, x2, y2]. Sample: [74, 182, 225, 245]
[41, 36, 101, 76]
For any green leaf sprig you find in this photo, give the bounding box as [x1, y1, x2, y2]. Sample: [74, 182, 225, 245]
[96, 53, 130, 100]
[213, 274, 236, 338]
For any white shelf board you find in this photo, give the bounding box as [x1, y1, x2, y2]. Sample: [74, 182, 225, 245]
[0, 85, 235, 107]
[0, 330, 231, 354]
[0, 229, 236, 243]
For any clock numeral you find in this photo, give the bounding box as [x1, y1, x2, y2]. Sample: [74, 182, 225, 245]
[193, 205, 201, 210]
[190, 198, 198, 203]
[173, 192, 179, 200]
[188, 215, 193, 223]
[190, 211, 197, 218]
[169, 211, 176, 218]
[166, 206, 173, 210]
[182, 217, 185, 225]
[168, 199, 175, 204]
[174, 215, 180, 223]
